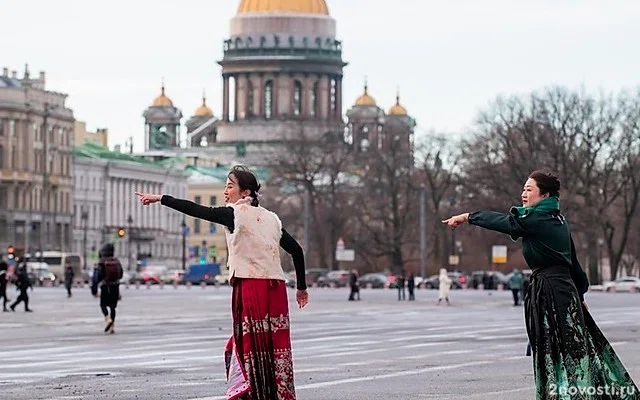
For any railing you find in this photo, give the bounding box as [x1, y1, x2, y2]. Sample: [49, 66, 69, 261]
[223, 47, 343, 62]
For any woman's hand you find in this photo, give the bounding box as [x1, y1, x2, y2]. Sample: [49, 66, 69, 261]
[135, 192, 162, 206]
[296, 290, 309, 309]
[442, 213, 469, 228]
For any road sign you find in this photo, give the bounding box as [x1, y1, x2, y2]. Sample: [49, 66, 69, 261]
[210, 225, 217, 234]
[336, 249, 355, 262]
[492, 245, 508, 263]
[337, 237, 345, 251]
[448, 255, 459, 266]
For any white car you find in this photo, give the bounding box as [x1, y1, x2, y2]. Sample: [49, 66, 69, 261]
[603, 277, 640, 293]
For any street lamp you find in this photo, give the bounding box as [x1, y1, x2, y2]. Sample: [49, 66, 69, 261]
[127, 215, 133, 271]
[181, 217, 187, 271]
[81, 207, 89, 271]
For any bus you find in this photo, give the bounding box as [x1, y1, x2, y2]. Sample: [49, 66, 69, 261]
[24, 251, 83, 281]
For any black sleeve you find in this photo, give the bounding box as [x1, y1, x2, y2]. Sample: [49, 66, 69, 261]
[161, 195, 235, 230]
[468, 211, 534, 240]
[569, 235, 589, 301]
[279, 228, 307, 290]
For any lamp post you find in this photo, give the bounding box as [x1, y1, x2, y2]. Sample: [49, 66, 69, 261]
[181, 217, 187, 271]
[81, 207, 89, 271]
[127, 214, 133, 271]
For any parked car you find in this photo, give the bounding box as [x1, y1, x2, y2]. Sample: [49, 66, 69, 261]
[358, 273, 390, 289]
[603, 277, 640, 293]
[317, 270, 350, 288]
[26, 263, 57, 286]
[418, 272, 467, 289]
[468, 271, 509, 290]
[161, 269, 185, 284]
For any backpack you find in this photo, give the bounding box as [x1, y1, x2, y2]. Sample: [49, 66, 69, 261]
[103, 258, 122, 284]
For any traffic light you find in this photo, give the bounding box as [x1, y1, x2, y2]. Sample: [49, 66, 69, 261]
[117, 228, 126, 238]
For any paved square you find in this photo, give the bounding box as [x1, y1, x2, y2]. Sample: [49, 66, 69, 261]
[0, 285, 638, 399]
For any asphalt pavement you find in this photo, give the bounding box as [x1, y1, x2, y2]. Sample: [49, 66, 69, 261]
[0, 284, 638, 400]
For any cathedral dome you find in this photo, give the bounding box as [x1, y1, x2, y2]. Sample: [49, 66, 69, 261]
[388, 93, 408, 116]
[194, 94, 213, 117]
[237, 0, 329, 15]
[354, 83, 376, 107]
[152, 84, 173, 107]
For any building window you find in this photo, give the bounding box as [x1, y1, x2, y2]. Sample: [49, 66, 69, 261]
[0, 119, 4, 136]
[0, 145, 4, 168]
[8, 120, 15, 136]
[11, 146, 17, 169]
[330, 78, 337, 114]
[311, 82, 319, 117]
[264, 80, 273, 119]
[210, 196, 217, 206]
[194, 219, 201, 234]
[293, 80, 302, 116]
[247, 80, 254, 117]
[194, 195, 201, 204]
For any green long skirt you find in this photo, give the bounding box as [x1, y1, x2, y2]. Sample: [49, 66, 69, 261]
[525, 266, 638, 399]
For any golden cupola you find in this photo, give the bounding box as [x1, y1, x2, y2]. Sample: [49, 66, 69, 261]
[354, 80, 377, 107]
[388, 92, 408, 116]
[237, 0, 329, 14]
[152, 82, 173, 107]
[194, 92, 214, 117]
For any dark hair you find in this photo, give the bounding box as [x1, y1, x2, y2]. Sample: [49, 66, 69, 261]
[101, 243, 115, 258]
[528, 169, 561, 198]
[228, 165, 261, 206]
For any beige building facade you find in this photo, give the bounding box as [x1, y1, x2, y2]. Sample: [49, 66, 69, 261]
[185, 168, 228, 268]
[0, 65, 75, 255]
[74, 120, 108, 147]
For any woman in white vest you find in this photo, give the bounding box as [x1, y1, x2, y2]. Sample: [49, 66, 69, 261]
[136, 165, 308, 400]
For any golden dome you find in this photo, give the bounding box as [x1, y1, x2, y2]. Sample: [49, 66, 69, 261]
[237, 0, 329, 15]
[354, 80, 376, 107]
[194, 92, 213, 117]
[152, 83, 173, 107]
[388, 92, 408, 116]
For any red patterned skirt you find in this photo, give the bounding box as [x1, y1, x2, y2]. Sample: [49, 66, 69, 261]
[225, 278, 296, 400]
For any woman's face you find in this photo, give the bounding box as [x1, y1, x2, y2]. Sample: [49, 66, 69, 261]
[224, 174, 250, 204]
[521, 178, 548, 207]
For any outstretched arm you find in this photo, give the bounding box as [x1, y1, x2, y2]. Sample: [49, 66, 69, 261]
[443, 211, 532, 240]
[135, 192, 235, 230]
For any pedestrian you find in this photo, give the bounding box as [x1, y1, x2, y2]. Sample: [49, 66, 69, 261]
[396, 270, 406, 301]
[10, 259, 33, 312]
[64, 262, 75, 298]
[0, 254, 10, 312]
[136, 165, 309, 400]
[348, 269, 360, 301]
[442, 169, 638, 399]
[90, 243, 123, 334]
[437, 268, 451, 305]
[407, 272, 415, 301]
[508, 268, 524, 306]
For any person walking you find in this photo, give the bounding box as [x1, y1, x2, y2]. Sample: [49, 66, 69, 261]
[443, 169, 638, 399]
[136, 165, 308, 400]
[0, 255, 10, 312]
[508, 268, 524, 306]
[407, 272, 416, 301]
[348, 269, 360, 301]
[64, 262, 75, 298]
[437, 268, 452, 305]
[10, 259, 33, 312]
[396, 270, 406, 301]
[91, 243, 123, 334]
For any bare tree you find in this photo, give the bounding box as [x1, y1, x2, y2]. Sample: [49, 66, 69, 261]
[459, 86, 640, 283]
[414, 133, 462, 268]
[352, 121, 418, 274]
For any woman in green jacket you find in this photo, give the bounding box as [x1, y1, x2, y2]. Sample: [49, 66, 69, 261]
[443, 170, 638, 399]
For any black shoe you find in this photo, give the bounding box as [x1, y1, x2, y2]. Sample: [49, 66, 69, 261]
[9, 306, 15, 312]
[25, 309, 33, 312]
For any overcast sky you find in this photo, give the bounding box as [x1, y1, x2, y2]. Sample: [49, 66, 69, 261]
[3, 0, 639, 150]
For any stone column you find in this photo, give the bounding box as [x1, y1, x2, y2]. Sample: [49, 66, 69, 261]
[222, 75, 230, 121]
